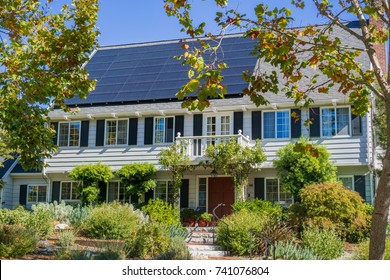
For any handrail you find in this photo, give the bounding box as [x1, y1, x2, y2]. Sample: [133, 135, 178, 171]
[211, 203, 230, 254]
[249, 230, 276, 260]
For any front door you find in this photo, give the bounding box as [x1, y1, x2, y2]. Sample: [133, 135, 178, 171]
[208, 177, 234, 218]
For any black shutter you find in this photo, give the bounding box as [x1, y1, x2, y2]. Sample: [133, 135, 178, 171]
[98, 181, 107, 203]
[51, 181, 61, 203]
[175, 115, 184, 138]
[252, 111, 262, 140]
[128, 118, 138, 145]
[354, 175, 366, 200]
[95, 120, 105, 146]
[309, 108, 321, 137]
[193, 114, 203, 136]
[80, 121, 89, 147]
[254, 178, 265, 200]
[144, 117, 154, 145]
[180, 179, 189, 208]
[351, 108, 362, 136]
[145, 189, 154, 203]
[51, 122, 59, 145]
[291, 109, 302, 138]
[234, 112, 244, 134]
[19, 185, 27, 206]
[166, 117, 174, 142]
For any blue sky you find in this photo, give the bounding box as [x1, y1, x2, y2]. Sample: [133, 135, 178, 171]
[54, 0, 355, 46]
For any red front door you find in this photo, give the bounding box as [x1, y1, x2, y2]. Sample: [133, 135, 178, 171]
[208, 177, 235, 218]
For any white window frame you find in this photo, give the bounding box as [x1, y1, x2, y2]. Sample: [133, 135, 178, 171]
[196, 176, 208, 212]
[262, 109, 291, 140]
[320, 106, 351, 138]
[338, 175, 355, 190]
[104, 118, 129, 146]
[27, 184, 48, 204]
[154, 180, 174, 203]
[60, 181, 80, 201]
[58, 121, 81, 147]
[203, 113, 233, 136]
[106, 181, 130, 203]
[264, 178, 293, 205]
[153, 116, 175, 145]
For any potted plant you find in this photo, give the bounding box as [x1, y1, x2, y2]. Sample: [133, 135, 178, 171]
[198, 212, 213, 227]
[180, 208, 197, 227]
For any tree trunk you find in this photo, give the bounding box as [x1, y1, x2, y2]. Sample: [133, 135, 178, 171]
[369, 102, 390, 259]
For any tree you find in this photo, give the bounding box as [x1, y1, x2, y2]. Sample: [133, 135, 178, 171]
[159, 141, 194, 204]
[116, 163, 157, 201]
[0, 0, 99, 170]
[204, 139, 266, 202]
[273, 138, 337, 201]
[164, 0, 389, 260]
[69, 162, 113, 205]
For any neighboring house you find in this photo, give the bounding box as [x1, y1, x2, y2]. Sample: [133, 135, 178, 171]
[0, 21, 383, 215]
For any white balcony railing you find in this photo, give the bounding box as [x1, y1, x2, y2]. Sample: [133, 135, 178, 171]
[176, 130, 251, 160]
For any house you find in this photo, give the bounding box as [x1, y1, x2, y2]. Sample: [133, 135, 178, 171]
[0, 21, 382, 216]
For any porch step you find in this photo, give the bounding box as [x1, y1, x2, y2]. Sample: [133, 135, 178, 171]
[187, 244, 229, 259]
[186, 227, 215, 232]
[186, 236, 215, 244]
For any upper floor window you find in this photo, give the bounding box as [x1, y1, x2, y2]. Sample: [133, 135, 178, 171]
[154, 117, 174, 144]
[61, 182, 79, 201]
[263, 110, 290, 139]
[59, 122, 80, 147]
[321, 107, 350, 137]
[27, 185, 47, 203]
[106, 119, 128, 145]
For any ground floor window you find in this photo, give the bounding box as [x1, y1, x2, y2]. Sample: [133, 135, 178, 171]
[155, 181, 174, 204]
[265, 178, 293, 205]
[198, 178, 207, 212]
[27, 185, 47, 203]
[338, 176, 354, 190]
[107, 181, 130, 203]
[61, 182, 80, 200]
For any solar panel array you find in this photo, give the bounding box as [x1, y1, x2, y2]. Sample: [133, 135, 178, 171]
[66, 36, 257, 106]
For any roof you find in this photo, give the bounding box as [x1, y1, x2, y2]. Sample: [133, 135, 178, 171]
[10, 163, 41, 174]
[66, 34, 258, 106]
[0, 157, 18, 179]
[64, 21, 369, 108]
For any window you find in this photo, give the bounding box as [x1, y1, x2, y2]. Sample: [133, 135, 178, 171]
[338, 176, 354, 190]
[61, 182, 79, 200]
[27, 185, 47, 203]
[58, 122, 80, 147]
[265, 178, 293, 205]
[107, 181, 130, 203]
[198, 178, 207, 212]
[204, 114, 232, 146]
[263, 111, 290, 139]
[321, 107, 350, 137]
[105, 119, 128, 145]
[154, 117, 174, 144]
[155, 181, 174, 203]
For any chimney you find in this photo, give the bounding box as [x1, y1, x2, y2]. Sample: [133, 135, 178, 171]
[369, 2, 388, 75]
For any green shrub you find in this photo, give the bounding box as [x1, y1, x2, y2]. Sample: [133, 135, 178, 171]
[83, 202, 145, 240]
[216, 210, 268, 256]
[274, 241, 322, 260]
[58, 230, 76, 248]
[289, 182, 370, 242]
[155, 236, 191, 260]
[93, 242, 129, 260]
[28, 205, 55, 239]
[352, 237, 390, 260]
[142, 199, 180, 226]
[127, 221, 172, 259]
[232, 199, 283, 220]
[0, 206, 30, 225]
[54, 249, 92, 260]
[33, 201, 74, 224]
[387, 222, 390, 237]
[0, 224, 39, 258]
[69, 205, 91, 229]
[258, 220, 295, 255]
[302, 227, 344, 259]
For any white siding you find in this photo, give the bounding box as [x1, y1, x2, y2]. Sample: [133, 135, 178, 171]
[1, 177, 13, 209]
[11, 177, 49, 208]
[88, 120, 97, 147]
[183, 114, 192, 137]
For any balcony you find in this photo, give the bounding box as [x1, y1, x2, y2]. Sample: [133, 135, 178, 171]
[176, 130, 251, 160]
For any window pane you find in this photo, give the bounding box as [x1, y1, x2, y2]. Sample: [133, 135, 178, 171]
[165, 117, 174, 143]
[168, 182, 174, 204]
[59, 123, 69, 146]
[38, 186, 47, 202]
[117, 120, 128, 145]
[263, 112, 275, 139]
[198, 178, 207, 212]
[220, 116, 231, 135]
[276, 111, 289, 138]
[154, 118, 165, 143]
[336, 108, 350, 136]
[322, 108, 336, 136]
[279, 186, 293, 205]
[108, 182, 119, 202]
[28, 186, 38, 203]
[155, 181, 167, 201]
[339, 177, 353, 190]
[69, 122, 80, 146]
[106, 120, 117, 145]
[71, 182, 79, 200]
[265, 179, 278, 203]
[61, 182, 71, 200]
[207, 117, 216, 146]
